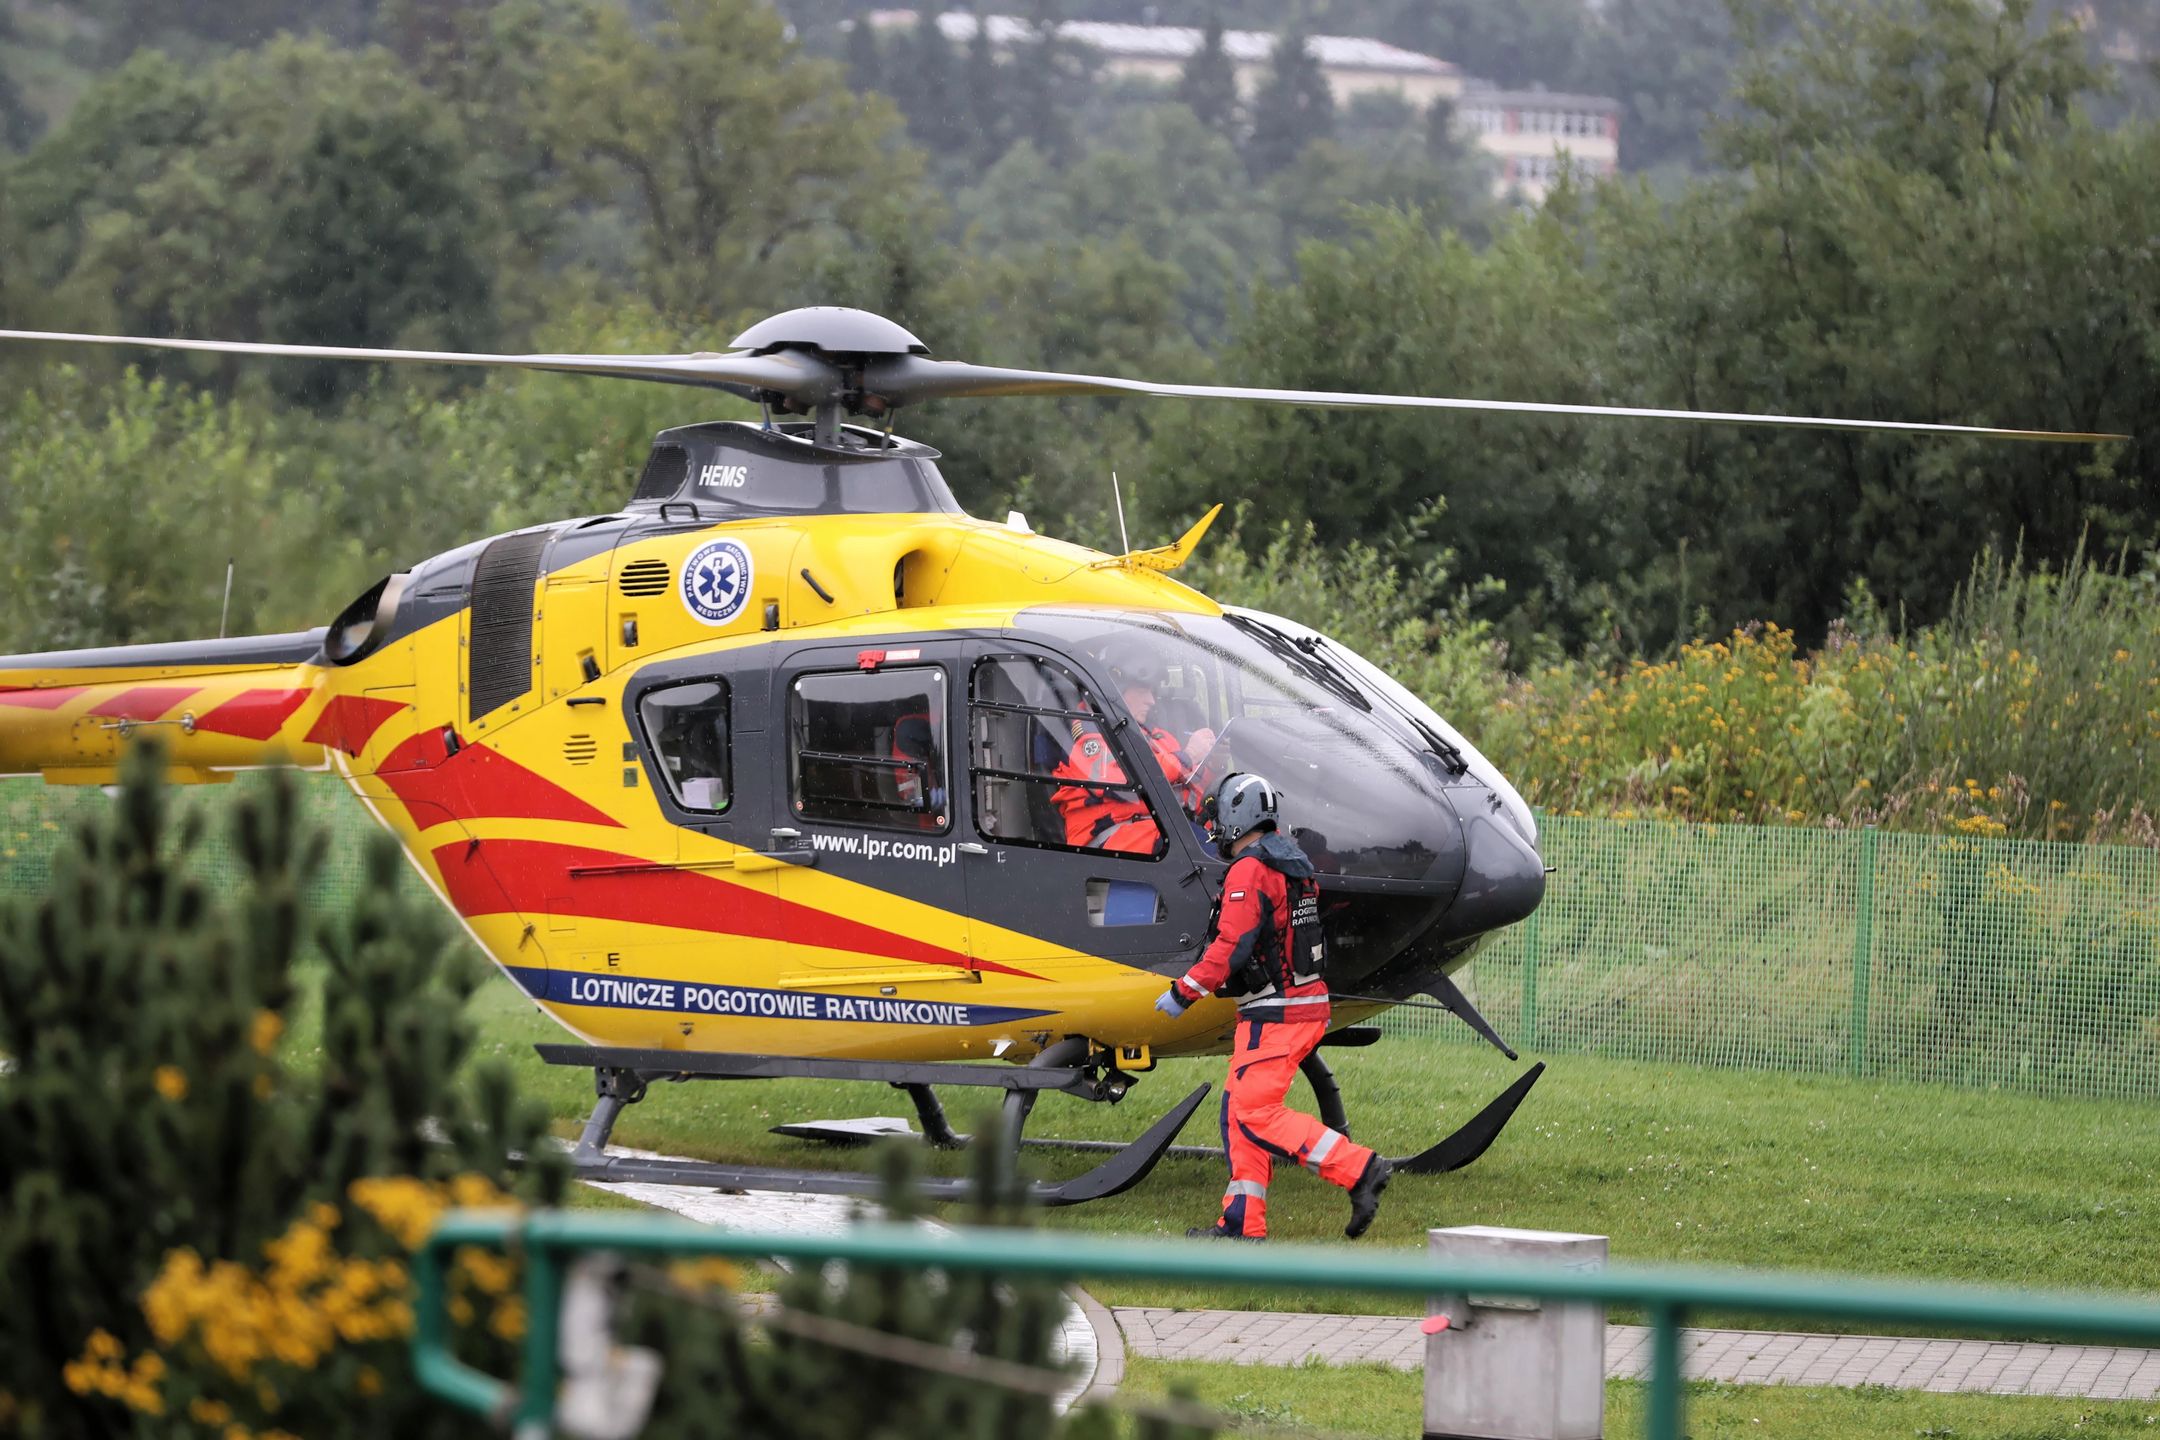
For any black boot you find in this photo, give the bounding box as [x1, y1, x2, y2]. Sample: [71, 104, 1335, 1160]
[1345, 1154, 1393, 1239]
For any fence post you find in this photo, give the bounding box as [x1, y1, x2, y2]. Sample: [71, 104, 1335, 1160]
[1520, 899, 1541, 1049]
[1849, 826, 1877, 1077]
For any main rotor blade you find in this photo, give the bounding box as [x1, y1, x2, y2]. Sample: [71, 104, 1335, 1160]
[0, 328, 842, 404]
[863, 355, 2128, 444]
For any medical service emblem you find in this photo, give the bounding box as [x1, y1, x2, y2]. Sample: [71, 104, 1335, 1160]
[681, 539, 754, 625]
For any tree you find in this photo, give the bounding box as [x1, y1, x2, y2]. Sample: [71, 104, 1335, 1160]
[8, 41, 496, 386]
[1177, 10, 1242, 138]
[1145, 206, 1616, 649]
[1578, 0, 1737, 171]
[263, 100, 497, 402]
[962, 18, 1017, 168]
[1245, 23, 1334, 176]
[843, 13, 884, 92]
[518, 0, 922, 320]
[1009, 0, 1097, 165]
[1381, 0, 1597, 92]
[891, 5, 970, 161]
[0, 7, 40, 151]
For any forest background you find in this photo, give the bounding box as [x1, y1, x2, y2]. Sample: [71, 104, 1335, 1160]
[0, 0, 2154, 842]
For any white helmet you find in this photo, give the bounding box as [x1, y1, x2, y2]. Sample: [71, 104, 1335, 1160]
[1206, 772, 1279, 851]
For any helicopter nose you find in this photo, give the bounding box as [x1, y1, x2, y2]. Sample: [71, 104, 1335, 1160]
[1443, 797, 1546, 938]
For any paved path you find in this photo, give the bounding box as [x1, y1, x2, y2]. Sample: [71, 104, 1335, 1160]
[1113, 1308, 2160, 1400]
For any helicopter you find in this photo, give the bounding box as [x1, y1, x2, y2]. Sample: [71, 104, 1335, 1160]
[0, 308, 2122, 1205]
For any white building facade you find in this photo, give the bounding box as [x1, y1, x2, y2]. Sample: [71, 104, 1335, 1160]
[1457, 85, 1623, 202]
[864, 11, 1622, 203]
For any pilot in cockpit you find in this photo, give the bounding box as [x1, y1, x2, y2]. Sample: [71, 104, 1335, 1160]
[1052, 637, 1216, 853]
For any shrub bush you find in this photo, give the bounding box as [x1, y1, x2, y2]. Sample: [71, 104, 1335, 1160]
[1479, 549, 2158, 844]
[0, 747, 1217, 1438]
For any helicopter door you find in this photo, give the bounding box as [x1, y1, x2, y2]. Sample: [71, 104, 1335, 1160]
[771, 644, 975, 984]
[958, 645, 1205, 974]
[552, 659, 779, 1049]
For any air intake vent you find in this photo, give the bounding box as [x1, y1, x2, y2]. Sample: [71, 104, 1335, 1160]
[563, 735, 598, 766]
[468, 529, 550, 721]
[633, 443, 689, 502]
[617, 558, 670, 597]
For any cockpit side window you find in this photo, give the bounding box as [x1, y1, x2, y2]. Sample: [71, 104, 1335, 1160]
[968, 655, 1166, 859]
[638, 680, 733, 812]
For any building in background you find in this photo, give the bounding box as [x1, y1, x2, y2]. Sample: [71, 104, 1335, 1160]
[1457, 84, 1622, 202]
[863, 11, 1622, 201]
[866, 11, 1462, 111]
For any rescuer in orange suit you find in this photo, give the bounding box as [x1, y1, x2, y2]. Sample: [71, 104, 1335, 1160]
[1156, 773, 1393, 1241]
[1053, 639, 1212, 852]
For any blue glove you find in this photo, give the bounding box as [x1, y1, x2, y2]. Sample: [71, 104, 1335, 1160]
[1155, 988, 1190, 1018]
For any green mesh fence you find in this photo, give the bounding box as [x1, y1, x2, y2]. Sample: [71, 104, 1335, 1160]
[4, 779, 2157, 1101]
[1421, 816, 2160, 1102]
[0, 773, 389, 926]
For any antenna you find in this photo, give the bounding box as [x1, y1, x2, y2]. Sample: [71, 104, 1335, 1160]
[1111, 471, 1131, 553]
[219, 558, 234, 639]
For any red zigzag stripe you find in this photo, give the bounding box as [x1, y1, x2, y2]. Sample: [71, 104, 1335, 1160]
[377, 735, 623, 829]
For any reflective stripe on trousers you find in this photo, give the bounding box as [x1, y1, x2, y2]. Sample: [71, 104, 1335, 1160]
[1304, 1128, 1345, 1171]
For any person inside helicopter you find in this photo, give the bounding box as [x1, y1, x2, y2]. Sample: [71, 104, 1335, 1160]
[889, 709, 946, 829]
[1052, 637, 1216, 852]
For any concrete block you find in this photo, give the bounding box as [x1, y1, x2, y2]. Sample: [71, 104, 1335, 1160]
[1424, 1225, 1607, 1440]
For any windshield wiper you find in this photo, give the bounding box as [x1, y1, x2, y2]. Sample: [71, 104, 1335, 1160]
[1225, 612, 1370, 711]
[1306, 633, 1470, 775]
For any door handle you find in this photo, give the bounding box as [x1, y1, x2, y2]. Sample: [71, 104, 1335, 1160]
[957, 842, 990, 856]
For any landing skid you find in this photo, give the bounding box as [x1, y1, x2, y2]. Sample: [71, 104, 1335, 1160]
[776, 1052, 1548, 1176]
[537, 1042, 1210, 1208]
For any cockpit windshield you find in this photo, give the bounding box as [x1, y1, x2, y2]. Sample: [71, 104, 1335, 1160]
[1020, 608, 1470, 884]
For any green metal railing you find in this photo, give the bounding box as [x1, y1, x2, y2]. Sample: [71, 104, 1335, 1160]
[412, 1211, 2160, 1440]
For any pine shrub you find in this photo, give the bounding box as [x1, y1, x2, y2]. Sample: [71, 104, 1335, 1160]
[0, 745, 1217, 1438]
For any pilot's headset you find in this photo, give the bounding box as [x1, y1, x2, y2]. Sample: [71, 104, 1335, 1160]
[1201, 772, 1279, 857]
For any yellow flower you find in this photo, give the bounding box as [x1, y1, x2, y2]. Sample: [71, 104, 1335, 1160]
[249, 1010, 284, 1056]
[153, 1066, 188, 1102]
[489, 1297, 528, 1342]
[456, 1246, 518, 1298]
[356, 1367, 383, 1398]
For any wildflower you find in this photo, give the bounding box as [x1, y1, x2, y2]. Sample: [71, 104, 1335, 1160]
[153, 1066, 188, 1102]
[250, 1010, 284, 1056]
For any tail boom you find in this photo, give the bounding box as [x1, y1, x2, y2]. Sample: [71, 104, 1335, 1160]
[0, 631, 331, 782]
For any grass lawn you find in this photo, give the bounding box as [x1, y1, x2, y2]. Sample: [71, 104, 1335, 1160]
[1121, 1358, 2160, 1438]
[462, 973, 2160, 1329]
